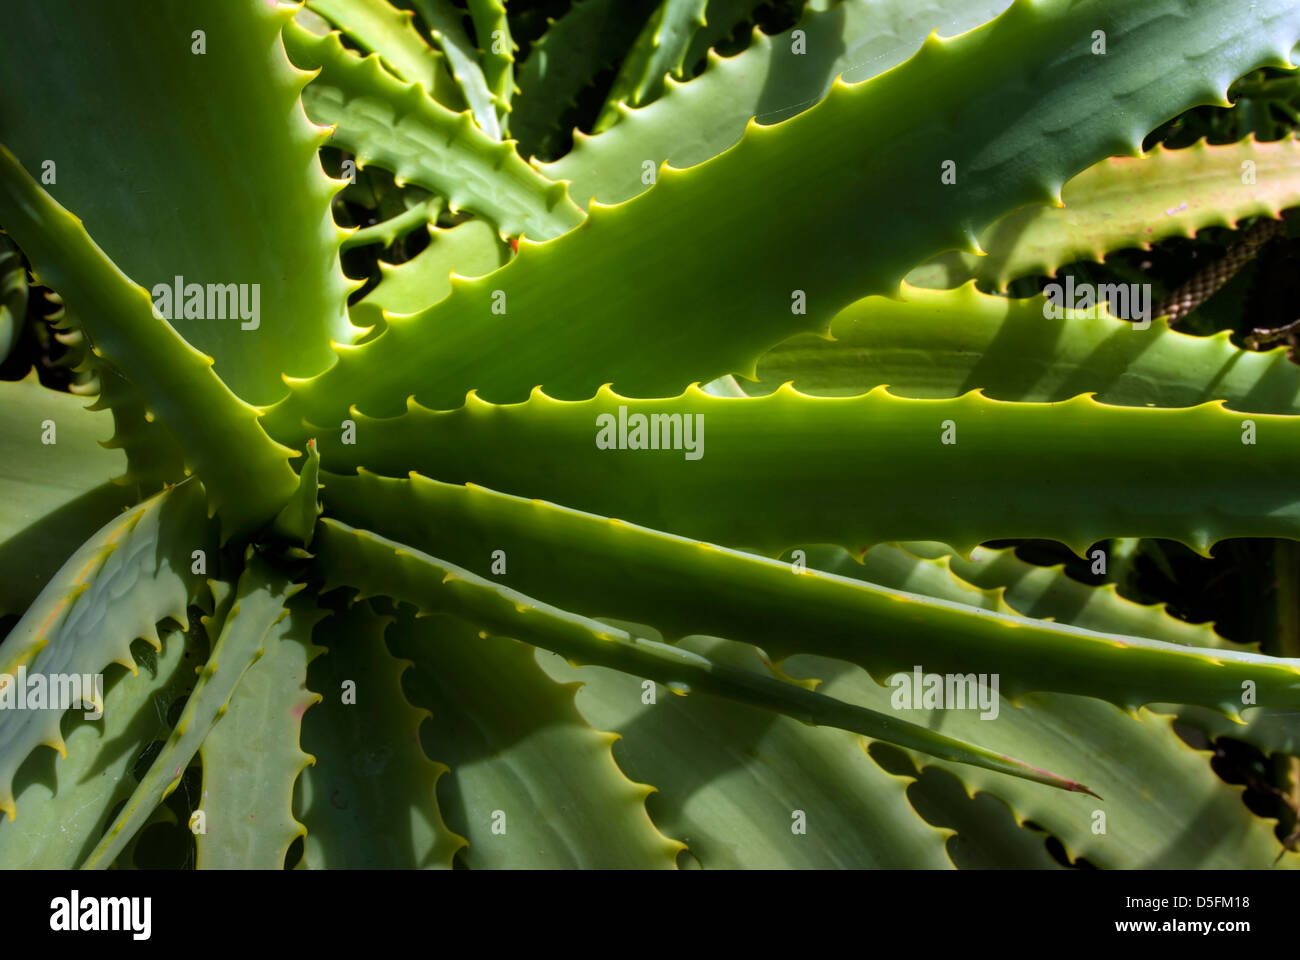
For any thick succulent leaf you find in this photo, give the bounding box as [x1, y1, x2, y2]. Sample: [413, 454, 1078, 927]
[0, 148, 301, 541]
[304, 0, 466, 110]
[534, 638, 954, 868]
[353, 218, 507, 325]
[465, 0, 515, 128]
[89, 360, 188, 495]
[295, 603, 464, 868]
[872, 755, 1064, 869]
[0, 624, 201, 869]
[81, 556, 300, 869]
[510, 0, 660, 160]
[267, 0, 1300, 434]
[907, 138, 1300, 291]
[313, 385, 1300, 558]
[679, 0, 770, 74]
[316, 472, 1300, 717]
[593, 0, 708, 133]
[195, 594, 325, 869]
[412, 0, 502, 139]
[749, 282, 1300, 413]
[888, 541, 1300, 756]
[1177, 703, 1300, 759]
[0, 372, 132, 616]
[339, 193, 443, 252]
[894, 542, 1239, 652]
[312, 518, 1095, 793]
[0, 480, 212, 821]
[270, 439, 323, 548]
[0, 234, 25, 364]
[796, 657, 1296, 869]
[284, 21, 582, 241]
[799, 542, 1294, 864]
[0, 0, 355, 405]
[546, 0, 1014, 206]
[389, 612, 683, 868]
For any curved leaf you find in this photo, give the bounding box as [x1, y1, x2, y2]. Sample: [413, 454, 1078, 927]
[0, 147, 301, 541]
[0, 481, 213, 821]
[390, 612, 682, 868]
[0, 0, 356, 404]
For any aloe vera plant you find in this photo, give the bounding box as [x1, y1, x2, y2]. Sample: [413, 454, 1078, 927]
[5, 0, 1300, 870]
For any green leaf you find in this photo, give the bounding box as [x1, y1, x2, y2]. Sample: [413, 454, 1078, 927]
[295, 603, 464, 868]
[0, 624, 201, 869]
[412, 0, 503, 139]
[534, 637, 954, 868]
[305, 0, 466, 111]
[353, 217, 507, 325]
[81, 554, 301, 869]
[593, 0, 708, 133]
[466, 0, 515, 130]
[510, 0, 659, 160]
[0, 147, 302, 541]
[313, 385, 1300, 558]
[869, 753, 1064, 869]
[195, 593, 325, 869]
[792, 541, 1296, 865]
[894, 542, 1240, 652]
[748, 282, 1300, 413]
[0, 481, 213, 822]
[0, 372, 132, 617]
[270, 439, 322, 549]
[284, 21, 582, 242]
[339, 193, 443, 252]
[547, 0, 1013, 206]
[389, 612, 683, 868]
[0, 0, 356, 405]
[312, 518, 1097, 793]
[805, 658, 1297, 869]
[679, 0, 770, 75]
[268, 0, 1300, 434]
[316, 471, 1300, 716]
[906, 138, 1300, 291]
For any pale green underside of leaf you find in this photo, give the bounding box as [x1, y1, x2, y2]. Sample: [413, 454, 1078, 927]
[0, 0, 356, 405]
[412, 0, 502, 139]
[466, 0, 515, 127]
[195, 594, 324, 869]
